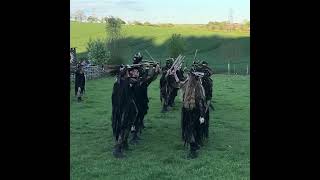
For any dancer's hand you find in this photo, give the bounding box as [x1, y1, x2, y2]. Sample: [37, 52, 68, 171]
[155, 64, 160, 73]
[131, 125, 136, 131]
[199, 117, 205, 124]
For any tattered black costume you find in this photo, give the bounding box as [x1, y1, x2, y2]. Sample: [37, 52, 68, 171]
[74, 64, 86, 102]
[111, 67, 139, 158]
[130, 53, 159, 143]
[180, 71, 207, 158]
[180, 61, 214, 158]
[160, 59, 185, 112]
[111, 52, 159, 157]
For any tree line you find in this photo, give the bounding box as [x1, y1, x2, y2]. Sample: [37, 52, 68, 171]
[71, 10, 250, 31]
[206, 20, 250, 31]
[71, 10, 126, 24]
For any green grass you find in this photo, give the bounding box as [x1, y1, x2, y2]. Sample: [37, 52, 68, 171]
[70, 74, 250, 180]
[71, 22, 250, 74]
[71, 23, 249, 52]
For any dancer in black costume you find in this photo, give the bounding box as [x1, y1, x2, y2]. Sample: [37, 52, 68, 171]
[74, 63, 86, 102]
[170, 65, 208, 158]
[111, 65, 140, 158]
[160, 58, 185, 112]
[130, 52, 160, 144]
[111, 55, 160, 157]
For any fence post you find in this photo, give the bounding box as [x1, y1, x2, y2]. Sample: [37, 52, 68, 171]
[233, 64, 236, 74]
[246, 64, 249, 75]
[228, 62, 230, 75]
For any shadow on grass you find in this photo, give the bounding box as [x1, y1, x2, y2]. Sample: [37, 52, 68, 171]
[75, 35, 249, 73]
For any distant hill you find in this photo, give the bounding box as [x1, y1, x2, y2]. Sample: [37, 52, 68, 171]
[71, 22, 250, 73]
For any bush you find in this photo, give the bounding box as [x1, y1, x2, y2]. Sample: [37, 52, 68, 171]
[159, 23, 174, 27]
[133, 21, 143, 25]
[143, 21, 152, 26]
[105, 17, 127, 65]
[117, 18, 126, 24]
[105, 17, 123, 41]
[104, 17, 126, 25]
[86, 38, 110, 65]
[206, 21, 229, 31]
[168, 34, 186, 59]
[77, 55, 87, 64]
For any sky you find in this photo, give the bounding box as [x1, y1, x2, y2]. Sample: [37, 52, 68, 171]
[70, 0, 250, 24]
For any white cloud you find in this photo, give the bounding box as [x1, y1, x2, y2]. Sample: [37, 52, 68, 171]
[71, 0, 144, 15]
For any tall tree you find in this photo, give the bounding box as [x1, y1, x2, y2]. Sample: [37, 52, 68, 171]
[74, 10, 86, 22]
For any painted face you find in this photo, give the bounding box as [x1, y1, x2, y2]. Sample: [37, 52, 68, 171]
[129, 69, 140, 78]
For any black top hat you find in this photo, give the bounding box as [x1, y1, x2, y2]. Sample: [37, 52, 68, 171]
[133, 52, 143, 64]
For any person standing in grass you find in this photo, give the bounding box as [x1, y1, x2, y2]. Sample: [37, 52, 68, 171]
[111, 65, 140, 158]
[129, 53, 160, 144]
[160, 58, 182, 112]
[74, 63, 86, 102]
[111, 61, 160, 158]
[171, 66, 207, 158]
[160, 58, 172, 112]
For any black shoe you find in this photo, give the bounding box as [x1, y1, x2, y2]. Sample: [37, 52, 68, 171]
[198, 141, 204, 147]
[136, 135, 142, 140]
[130, 138, 139, 145]
[187, 150, 198, 159]
[130, 133, 140, 144]
[170, 102, 175, 107]
[161, 106, 168, 113]
[123, 142, 132, 151]
[77, 97, 82, 102]
[195, 143, 201, 150]
[113, 145, 125, 158]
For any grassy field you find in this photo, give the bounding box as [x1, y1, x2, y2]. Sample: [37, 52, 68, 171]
[70, 74, 250, 179]
[71, 22, 250, 73]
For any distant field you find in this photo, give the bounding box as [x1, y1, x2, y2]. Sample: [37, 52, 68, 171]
[70, 74, 250, 180]
[71, 22, 250, 73]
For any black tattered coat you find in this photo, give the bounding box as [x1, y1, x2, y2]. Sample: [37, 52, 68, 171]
[111, 76, 139, 141]
[74, 70, 85, 96]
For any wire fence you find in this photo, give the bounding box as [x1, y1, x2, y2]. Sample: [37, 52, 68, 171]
[70, 60, 250, 84]
[211, 61, 250, 75]
[70, 65, 107, 82]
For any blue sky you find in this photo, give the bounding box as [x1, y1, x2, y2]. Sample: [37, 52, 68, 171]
[70, 0, 250, 24]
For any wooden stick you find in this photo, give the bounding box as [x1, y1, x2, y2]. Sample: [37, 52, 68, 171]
[194, 49, 198, 60]
[144, 49, 155, 61]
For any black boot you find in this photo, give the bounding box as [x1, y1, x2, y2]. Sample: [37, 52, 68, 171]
[123, 141, 131, 151]
[169, 101, 175, 107]
[195, 143, 201, 150]
[113, 144, 125, 158]
[194, 134, 203, 148]
[187, 143, 198, 159]
[136, 131, 142, 140]
[129, 131, 140, 144]
[161, 105, 168, 113]
[142, 121, 146, 129]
